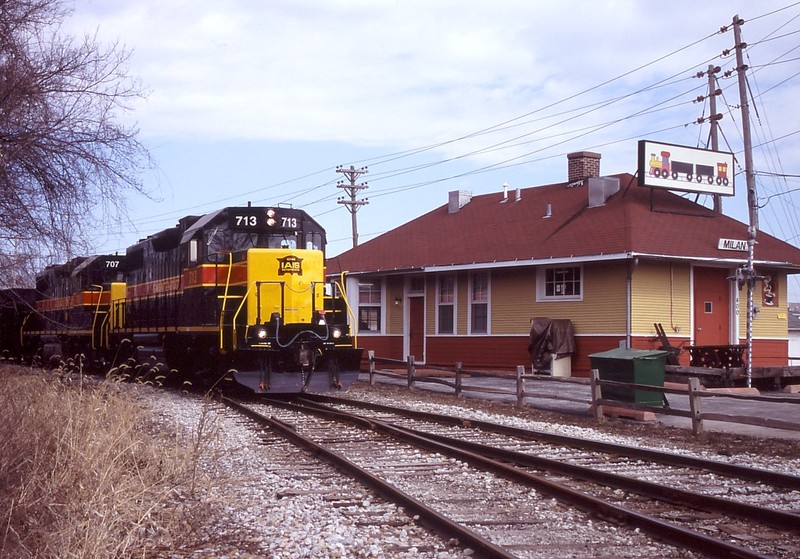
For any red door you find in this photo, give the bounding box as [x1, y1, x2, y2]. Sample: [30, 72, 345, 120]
[693, 267, 731, 345]
[408, 296, 425, 362]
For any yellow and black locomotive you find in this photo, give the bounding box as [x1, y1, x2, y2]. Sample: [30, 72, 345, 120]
[6, 205, 362, 393]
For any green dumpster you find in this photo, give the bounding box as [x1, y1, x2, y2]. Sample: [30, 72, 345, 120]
[589, 348, 667, 407]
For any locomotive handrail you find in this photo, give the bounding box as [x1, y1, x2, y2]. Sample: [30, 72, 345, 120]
[218, 253, 235, 350]
[310, 281, 322, 316]
[20, 313, 31, 348]
[334, 271, 358, 347]
[99, 311, 110, 350]
[90, 284, 104, 350]
[230, 284, 254, 351]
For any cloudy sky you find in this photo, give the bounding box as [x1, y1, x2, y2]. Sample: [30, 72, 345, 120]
[65, 0, 800, 288]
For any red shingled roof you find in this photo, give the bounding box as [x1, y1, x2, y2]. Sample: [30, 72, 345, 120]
[328, 173, 800, 274]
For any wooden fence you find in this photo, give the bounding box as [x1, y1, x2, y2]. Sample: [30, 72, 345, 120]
[365, 351, 800, 436]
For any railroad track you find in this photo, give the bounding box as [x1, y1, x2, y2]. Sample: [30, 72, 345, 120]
[221, 394, 800, 559]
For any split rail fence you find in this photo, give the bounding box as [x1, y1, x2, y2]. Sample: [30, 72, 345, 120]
[365, 351, 800, 436]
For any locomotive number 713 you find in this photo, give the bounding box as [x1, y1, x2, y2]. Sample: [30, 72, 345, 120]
[235, 215, 258, 227]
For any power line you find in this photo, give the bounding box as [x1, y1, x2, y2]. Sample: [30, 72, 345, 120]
[94, 5, 800, 262]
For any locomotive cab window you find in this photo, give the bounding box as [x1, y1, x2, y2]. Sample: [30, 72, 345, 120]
[305, 232, 323, 251]
[231, 232, 261, 252]
[268, 234, 297, 249]
[205, 227, 229, 261]
[188, 239, 198, 265]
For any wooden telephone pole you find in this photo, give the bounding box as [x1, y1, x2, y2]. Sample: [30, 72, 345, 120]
[705, 64, 723, 213]
[733, 14, 759, 388]
[336, 165, 369, 248]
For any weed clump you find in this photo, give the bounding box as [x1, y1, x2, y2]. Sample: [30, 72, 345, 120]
[0, 366, 209, 558]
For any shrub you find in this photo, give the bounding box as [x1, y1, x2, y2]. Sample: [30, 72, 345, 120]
[0, 366, 208, 558]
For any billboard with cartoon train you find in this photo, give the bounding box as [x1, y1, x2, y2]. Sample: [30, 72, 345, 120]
[638, 139, 735, 196]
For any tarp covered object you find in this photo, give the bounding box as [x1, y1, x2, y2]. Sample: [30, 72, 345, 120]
[528, 317, 576, 370]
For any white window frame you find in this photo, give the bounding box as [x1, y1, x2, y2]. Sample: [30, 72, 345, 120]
[469, 272, 490, 335]
[408, 275, 425, 296]
[357, 279, 384, 334]
[436, 275, 456, 335]
[536, 265, 583, 302]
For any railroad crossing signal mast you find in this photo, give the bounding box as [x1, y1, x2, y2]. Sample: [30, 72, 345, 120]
[337, 165, 369, 248]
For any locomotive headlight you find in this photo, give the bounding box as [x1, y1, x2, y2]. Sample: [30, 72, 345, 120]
[256, 327, 268, 340]
[331, 327, 342, 339]
[266, 208, 276, 227]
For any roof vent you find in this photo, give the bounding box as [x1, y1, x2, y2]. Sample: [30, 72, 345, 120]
[588, 177, 620, 207]
[448, 190, 473, 213]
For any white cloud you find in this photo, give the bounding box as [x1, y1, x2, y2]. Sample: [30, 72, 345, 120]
[62, 0, 800, 267]
[65, 0, 799, 142]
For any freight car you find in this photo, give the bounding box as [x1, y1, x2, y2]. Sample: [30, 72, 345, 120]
[7, 205, 363, 393]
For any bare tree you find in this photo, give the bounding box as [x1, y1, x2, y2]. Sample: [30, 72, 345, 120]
[0, 0, 150, 287]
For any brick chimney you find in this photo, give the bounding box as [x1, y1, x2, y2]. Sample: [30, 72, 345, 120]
[567, 151, 601, 182]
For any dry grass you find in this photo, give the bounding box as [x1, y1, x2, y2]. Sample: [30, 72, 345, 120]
[0, 365, 215, 558]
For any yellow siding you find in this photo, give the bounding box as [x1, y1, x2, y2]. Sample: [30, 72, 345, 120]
[737, 270, 788, 339]
[385, 276, 404, 335]
[630, 262, 691, 337]
[371, 262, 791, 344]
[578, 264, 628, 333]
[457, 273, 468, 335]
[490, 269, 535, 334]
[426, 277, 436, 336]
[490, 263, 627, 335]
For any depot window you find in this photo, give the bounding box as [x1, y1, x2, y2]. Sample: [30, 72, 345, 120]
[437, 275, 455, 334]
[470, 272, 489, 334]
[537, 265, 583, 301]
[358, 280, 382, 333]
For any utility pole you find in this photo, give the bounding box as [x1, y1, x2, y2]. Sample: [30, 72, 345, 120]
[706, 63, 723, 213]
[733, 14, 758, 388]
[336, 165, 369, 248]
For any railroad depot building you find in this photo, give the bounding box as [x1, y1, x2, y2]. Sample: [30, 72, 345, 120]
[328, 152, 800, 376]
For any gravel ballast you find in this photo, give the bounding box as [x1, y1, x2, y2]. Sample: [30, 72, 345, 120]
[141, 381, 800, 557]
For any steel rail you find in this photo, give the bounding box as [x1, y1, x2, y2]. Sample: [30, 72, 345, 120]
[220, 396, 518, 559]
[302, 394, 800, 491]
[275, 397, 777, 559]
[391, 421, 800, 532]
